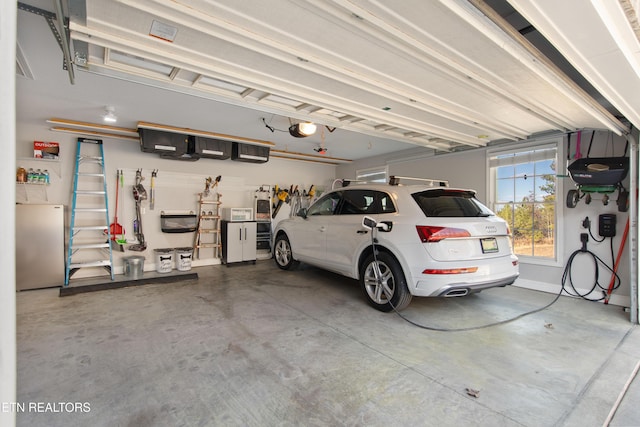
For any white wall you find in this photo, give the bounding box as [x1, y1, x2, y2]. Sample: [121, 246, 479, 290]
[337, 132, 633, 307]
[16, 122, 336, 277]
[2, 2, 17, 425]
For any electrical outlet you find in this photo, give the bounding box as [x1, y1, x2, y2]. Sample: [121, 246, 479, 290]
[582, 217, 590, 229]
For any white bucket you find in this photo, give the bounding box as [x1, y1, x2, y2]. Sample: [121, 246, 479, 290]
[175, 247, 193, 271]
[154, 248, 173, 273]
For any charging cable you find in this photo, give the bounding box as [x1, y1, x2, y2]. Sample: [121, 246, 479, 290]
[561, 233, 620, 301]
[366, 218, 563, 332]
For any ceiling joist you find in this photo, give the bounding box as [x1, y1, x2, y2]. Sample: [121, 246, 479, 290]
[65, 0, 635, 158]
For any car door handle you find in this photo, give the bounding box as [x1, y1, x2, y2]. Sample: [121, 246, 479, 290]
[357, 230, 368, 234]
[319, 226, 326, 232]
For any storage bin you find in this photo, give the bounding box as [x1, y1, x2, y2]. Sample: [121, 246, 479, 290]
[231, 142, 270, 163]
[154, 248, 173, 273]
[123, 255, 145, 279]
[175, 247, 194, 271]
[159, 135, 198, 161]
[161, 212, 198, 233]
[139, 128, 189, 155]
[193, 136, 232, 160]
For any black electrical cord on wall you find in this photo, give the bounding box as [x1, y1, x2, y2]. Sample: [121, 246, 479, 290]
[561, 237, 621, 302]
[588, 225, 606, 243]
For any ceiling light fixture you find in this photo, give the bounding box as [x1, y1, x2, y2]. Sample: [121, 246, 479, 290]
[103, 106, 117, 123]
[289, 122, 317, 138]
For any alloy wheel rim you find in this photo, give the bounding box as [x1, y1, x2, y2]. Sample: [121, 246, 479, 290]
[364, 261, 394, 304]
[276, 240, 290, 265]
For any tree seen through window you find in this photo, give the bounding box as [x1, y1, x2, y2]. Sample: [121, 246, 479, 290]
[491, 148, 557, 259]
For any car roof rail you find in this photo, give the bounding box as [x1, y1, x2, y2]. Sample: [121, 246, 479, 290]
[332, 178, 375, 189]
[388, 175, 449, 187]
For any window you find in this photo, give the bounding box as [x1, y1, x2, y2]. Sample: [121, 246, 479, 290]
[307, 192, 342, 216]
[356, 166, 388, 183]
[339, 190, 368, 214]
[412, 189, 493, 218]
[338, 190, 397, 215]
[489, 145, 558, 260]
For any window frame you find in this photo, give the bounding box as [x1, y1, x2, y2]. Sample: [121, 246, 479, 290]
[356, 165, 388, 183]
[487, 138, 564, 267]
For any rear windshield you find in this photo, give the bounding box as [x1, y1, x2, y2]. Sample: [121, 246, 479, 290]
[412, 189, 494, 217]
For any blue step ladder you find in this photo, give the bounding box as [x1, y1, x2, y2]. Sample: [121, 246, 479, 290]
[65, 138, 114, 286]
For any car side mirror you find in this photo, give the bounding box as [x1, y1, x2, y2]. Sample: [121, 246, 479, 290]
[297, 208, 308, 218]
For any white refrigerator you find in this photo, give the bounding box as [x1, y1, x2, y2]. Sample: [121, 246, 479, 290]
[15, 204, 65, 290]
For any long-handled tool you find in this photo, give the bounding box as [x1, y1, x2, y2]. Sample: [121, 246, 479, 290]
[289, 185, 300, 217]
[605, 217, 629, 304]
[150, 169, 158, 210]
[115, 170, 127, 246]
[129, 169, 148, 251]
[106, 170, 126, 251]
[272, 184, 279, 211]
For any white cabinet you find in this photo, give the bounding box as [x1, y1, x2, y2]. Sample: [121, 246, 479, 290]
[221, 221, 257, 264]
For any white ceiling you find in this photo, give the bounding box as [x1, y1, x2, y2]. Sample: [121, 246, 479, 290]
[16, 0, 640, 161]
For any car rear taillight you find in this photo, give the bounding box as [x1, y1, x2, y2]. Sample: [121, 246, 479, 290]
[416, 226, 471, 242]
[422, 267, 478, 274]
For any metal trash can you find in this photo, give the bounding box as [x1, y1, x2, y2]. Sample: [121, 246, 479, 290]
[154, 248, 173, 273]
[123, 255, 145, 279]
[174, 247, 194, 271]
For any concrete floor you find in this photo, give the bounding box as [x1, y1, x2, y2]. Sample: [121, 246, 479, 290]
[16, 260, 640, 427]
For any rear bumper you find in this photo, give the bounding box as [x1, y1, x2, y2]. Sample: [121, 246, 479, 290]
[415, 274, 519, 297]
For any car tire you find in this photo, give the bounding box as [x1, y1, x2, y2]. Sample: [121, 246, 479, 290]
[360, 251, 412, 312]
[274, 233, 299, 270]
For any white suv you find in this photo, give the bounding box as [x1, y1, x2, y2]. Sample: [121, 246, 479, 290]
[273, 179, 519, 311]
